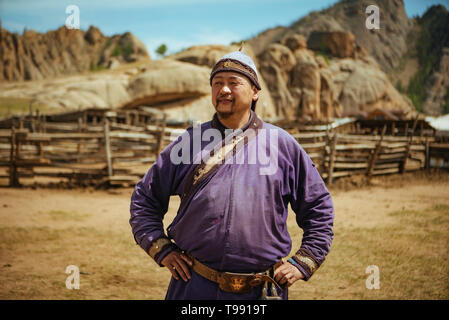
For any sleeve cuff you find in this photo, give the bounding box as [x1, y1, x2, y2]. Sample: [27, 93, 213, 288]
[290, 248, 320, 281]
[154, 243, 177, 266]
[147, 237, 178, 266]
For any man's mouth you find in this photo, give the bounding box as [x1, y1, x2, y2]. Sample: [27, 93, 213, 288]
[217, 98, 233, 104]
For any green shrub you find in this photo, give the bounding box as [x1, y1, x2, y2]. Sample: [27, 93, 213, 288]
[396, 80, 403, 93]
[406, 5, 449, 112]
[315, 51, 330, 65]
[155, 44, 167, 58]
[89, 61, 104, 72]
[112, 45, 122, 57]
[123, 43, 133, 57]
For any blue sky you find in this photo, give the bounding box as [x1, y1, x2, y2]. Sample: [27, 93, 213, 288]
[0, 0, 447, 57]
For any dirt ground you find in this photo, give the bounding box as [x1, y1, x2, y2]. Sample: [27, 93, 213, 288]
[0, 170, 448, 300]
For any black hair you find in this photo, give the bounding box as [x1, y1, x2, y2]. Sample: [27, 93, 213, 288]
[251, 99, 258, 111]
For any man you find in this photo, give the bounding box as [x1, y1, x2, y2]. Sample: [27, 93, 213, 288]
[129, 50, 334, 300]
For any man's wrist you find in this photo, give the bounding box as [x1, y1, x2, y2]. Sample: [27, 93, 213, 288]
[287, 257, 306, 280]
[155, 244, 177, 266]
[148, 237, 176, 266]
[290, 248, 320, 281]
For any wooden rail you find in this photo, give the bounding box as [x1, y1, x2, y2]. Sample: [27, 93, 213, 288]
[0, 111, 442, 187]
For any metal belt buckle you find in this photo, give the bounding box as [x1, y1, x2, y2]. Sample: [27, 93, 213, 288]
[217, 272, 253, 293]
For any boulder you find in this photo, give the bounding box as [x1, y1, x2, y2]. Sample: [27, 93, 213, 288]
[258, 43, 296, 83]
[258, 43, 297, 119]
[125, 59, 210, 108]
[280, 34, 307, 53]
[255, 37, 414, 120]
[169, 45, 237, 68]
[307, 31, 356, 59]
[84, 26, 103, 45]
[331, 59, 414, 116]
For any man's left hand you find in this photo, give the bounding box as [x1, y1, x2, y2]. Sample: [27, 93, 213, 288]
[274, 261, 304, 287]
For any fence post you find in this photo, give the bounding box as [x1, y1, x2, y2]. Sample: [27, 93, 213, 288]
[327, 133, 337, 185]
[367, 124, 386, 177]
[77, 117, 83, 162]
[9, 127, 19, 187]
[42, 113, 47, 133]
[425, 136, 430, 171]
[401, 116, 419, 174]
[104, 118, 113, 178]
[321, 124, 330, 175]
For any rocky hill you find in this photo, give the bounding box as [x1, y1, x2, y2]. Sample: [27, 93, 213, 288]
[1, 0, 447, 122]
[245, 0, 449, 116]
[411, 5, 449, 115]
[246, 0, 411, 72]
[0, 24, 150, 81]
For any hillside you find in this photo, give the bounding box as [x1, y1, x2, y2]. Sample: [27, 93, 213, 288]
[0, 24, 150, 81]
[245, 0, 449, 116]
[0, 0, 447, 121]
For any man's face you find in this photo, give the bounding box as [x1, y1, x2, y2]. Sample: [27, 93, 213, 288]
[211, 71, 258, 117]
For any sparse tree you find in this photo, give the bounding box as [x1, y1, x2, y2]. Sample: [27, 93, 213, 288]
[155, 44, 167, 58]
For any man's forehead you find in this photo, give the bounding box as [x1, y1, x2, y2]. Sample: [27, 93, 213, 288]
[212, 72, 249, 81]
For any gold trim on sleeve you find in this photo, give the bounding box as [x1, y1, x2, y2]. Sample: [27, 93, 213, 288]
[148, 237, 172, 259]
[296, 255, 318, 273]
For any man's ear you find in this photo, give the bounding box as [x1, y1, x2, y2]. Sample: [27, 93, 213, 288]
[252, 87, 259, 101]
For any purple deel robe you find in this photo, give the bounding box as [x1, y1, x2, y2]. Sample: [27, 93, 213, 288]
[130, 111, 334, 300]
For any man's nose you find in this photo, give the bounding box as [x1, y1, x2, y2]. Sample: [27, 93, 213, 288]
[220, 85, 231, 94]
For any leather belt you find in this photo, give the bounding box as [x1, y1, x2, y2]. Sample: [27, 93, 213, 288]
[186, 253, 283, 294]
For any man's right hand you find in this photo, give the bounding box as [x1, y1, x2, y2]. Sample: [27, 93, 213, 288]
[161, 250, 193, 282]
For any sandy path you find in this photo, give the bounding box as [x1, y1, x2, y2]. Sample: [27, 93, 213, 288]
[0, 171, 448, 299]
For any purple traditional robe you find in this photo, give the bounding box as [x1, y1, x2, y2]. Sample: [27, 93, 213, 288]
[130, 111, 334, 300]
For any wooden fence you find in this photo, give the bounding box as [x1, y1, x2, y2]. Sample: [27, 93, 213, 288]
[290, 128, 436, 184]
[0, 117, 184, 187]
[0, 113, 444, 187]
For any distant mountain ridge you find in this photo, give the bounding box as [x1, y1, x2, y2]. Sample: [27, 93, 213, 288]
[245, 0, 449, 115]
[0, 1, 447, 120]
[0, 24, 150, 82]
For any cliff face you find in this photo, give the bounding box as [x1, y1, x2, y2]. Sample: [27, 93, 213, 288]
[245, 0, 449, 116]
[247, 0, 412, 72]
[0, 1, 447, 121]
[254, 33, 414, 120]
[0, 25, 150, 81]
[415, 5, 449, 115]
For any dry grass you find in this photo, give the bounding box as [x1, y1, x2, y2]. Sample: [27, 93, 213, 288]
[0, 97, 55, 118]
[0, 172, 448, 300]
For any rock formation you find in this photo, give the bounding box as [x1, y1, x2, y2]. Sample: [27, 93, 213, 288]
[1, 0, 446, 122]
[246, 0, 412, 72]
[0, 55, 279, 124]
[307, 31, 356, 59]
[422, 47, 449, 115]
[245, 0, 448, 117]
[0, 25, 150, 81]
[256, 33, 413, 120]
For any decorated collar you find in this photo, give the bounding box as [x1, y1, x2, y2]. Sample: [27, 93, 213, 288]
[211, 110, 263, 138]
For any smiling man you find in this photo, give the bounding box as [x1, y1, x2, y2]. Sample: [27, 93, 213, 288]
[130, 49, 334, 300]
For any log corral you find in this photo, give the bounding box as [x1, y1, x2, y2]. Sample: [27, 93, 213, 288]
[0, 107, 447, 187]
[0, 107, 185, 187]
